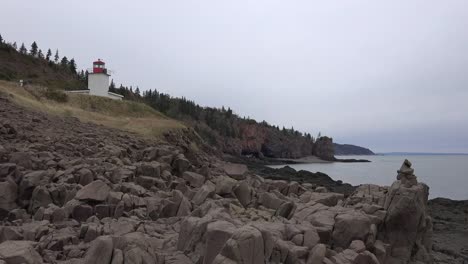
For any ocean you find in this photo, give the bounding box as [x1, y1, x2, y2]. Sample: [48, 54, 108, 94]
[269, 155, 468, 200]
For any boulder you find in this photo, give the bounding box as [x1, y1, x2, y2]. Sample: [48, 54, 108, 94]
[172, 155, 190, 174]
[137, 162, 161, 178]
[0, 180, 17, 212]
[76, 168, 94, 186]
[332, 211, 371, 248]
[214, 225, 264, 264]
[204, 221, 236, 264]
[83, 236, 114, 264]
[349, 240, 366, 253]
[306, 243, 326, 264]
[192, 182, 215, 206]
[183, 171, 205, 188]
[233, 181, 252, 207]
[0, 240, 43, 264]
[75, 180, 110, 202]
[223, 163, 248, 180]
[9, 152, 33, 169]
[215, 176, 237, 195]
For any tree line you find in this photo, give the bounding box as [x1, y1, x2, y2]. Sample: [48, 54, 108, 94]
[0, 33, 87, 84]
[109, 81, 316, 141]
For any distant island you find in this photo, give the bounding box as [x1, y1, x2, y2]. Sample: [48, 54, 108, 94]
[380, 152, 468, 156]
[333, 143, 375, 155]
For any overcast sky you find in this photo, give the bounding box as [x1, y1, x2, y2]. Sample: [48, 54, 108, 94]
[2, 0, 468, 153]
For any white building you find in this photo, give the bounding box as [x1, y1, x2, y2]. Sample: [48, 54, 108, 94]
[67, 59, 123, 100]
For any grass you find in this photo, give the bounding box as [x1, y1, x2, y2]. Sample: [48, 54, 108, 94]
[0, 80, 184, 137]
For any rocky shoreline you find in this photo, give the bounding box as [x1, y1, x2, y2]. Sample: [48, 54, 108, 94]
[0, 93, 466, 264]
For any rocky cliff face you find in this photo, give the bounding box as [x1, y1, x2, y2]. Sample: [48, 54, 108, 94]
[0, 94, 434, 264]
[205, 122, 333, 160]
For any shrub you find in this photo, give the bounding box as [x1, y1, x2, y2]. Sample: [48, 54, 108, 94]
[44, 89, 68, 103]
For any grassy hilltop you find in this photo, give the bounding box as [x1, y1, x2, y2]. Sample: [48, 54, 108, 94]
[0, 81, 184, 137]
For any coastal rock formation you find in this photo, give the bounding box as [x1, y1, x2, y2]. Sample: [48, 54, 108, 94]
[0, 94, 434, 264]
[196, 122, 336, 160]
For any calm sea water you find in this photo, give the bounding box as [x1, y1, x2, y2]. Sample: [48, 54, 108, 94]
[270, 155, 468, 200]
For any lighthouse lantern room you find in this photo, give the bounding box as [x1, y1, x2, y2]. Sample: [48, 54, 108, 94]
[92, 59, 107, 74]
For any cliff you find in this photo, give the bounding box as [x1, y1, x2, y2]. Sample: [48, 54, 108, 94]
[195, 122, 334, 160]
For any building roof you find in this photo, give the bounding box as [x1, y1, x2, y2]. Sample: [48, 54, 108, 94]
[93, 59, 105, 65]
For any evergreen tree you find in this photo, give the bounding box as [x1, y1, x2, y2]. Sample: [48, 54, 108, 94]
[30, 41, 38, 56]
[46, 49, 52, 61]
[109, 79, 116, 92]
[19, 43, 27, 54]
[60, 56, 69, 67]
[0, 34, 3, 44]
[12, 42, 17, 50]
[38, 49, 44, 59]
[69, 58, 77, 73]
[54, 49, 59, 63]
[135, 87, 140, 96]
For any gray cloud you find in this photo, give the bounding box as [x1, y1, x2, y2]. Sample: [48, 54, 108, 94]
[2, 0, 468, 152]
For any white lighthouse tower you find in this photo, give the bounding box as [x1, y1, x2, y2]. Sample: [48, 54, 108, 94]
[87, 59, 123, 100]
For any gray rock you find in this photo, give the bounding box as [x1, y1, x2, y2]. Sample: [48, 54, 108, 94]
[332, 211, 371, 248]
[0, 240, 43, 264]
[75, 180, 110, 202]
[214, 225, 264, 264]
[83, 236, 114, 264]
[0, 180, 17, 212]
[215, 176, 237, 195]
[233, 181, 252, 207]
[183, 171, 205, 188]
[204, 221, 236, 264]
[192, 182, 215, 206]
[223, 163, 248, 180]
[306, 243, 326, 264]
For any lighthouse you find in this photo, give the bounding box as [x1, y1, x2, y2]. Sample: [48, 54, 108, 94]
[87, 59, 123, 100]
[88, 59, 109, 97]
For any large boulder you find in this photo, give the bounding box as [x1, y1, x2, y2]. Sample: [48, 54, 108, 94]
[183, 172, 205, 188]
[332, 211, 371, 248]
[75, 180, 110, 202]
[233, 181, 252, 207]
[82, 236, 114, 264]
[213, 225, 264, 264]
[222, 163, 248, 180]
[0, 240, 43, 264]
[204, 221, 236, 264]
[0, 180, 17, 213]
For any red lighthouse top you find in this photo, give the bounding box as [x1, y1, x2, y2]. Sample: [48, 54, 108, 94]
[92, 59, 107, 74]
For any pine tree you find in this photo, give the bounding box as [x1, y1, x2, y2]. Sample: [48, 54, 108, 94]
[54, 49, 59, 63]
[69, 58, 77, 73]
[60, 56, 69, 67]
[46, 49, 52, 61]
[12, 42, 17, 50]
[38, 49, 44, 59]
[19, 43, 27, 54]
[135, 87, 140, 96]
[30, 41, 38, 56]
[0, 34, 3, 44]
[109, 79, 116, 92]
